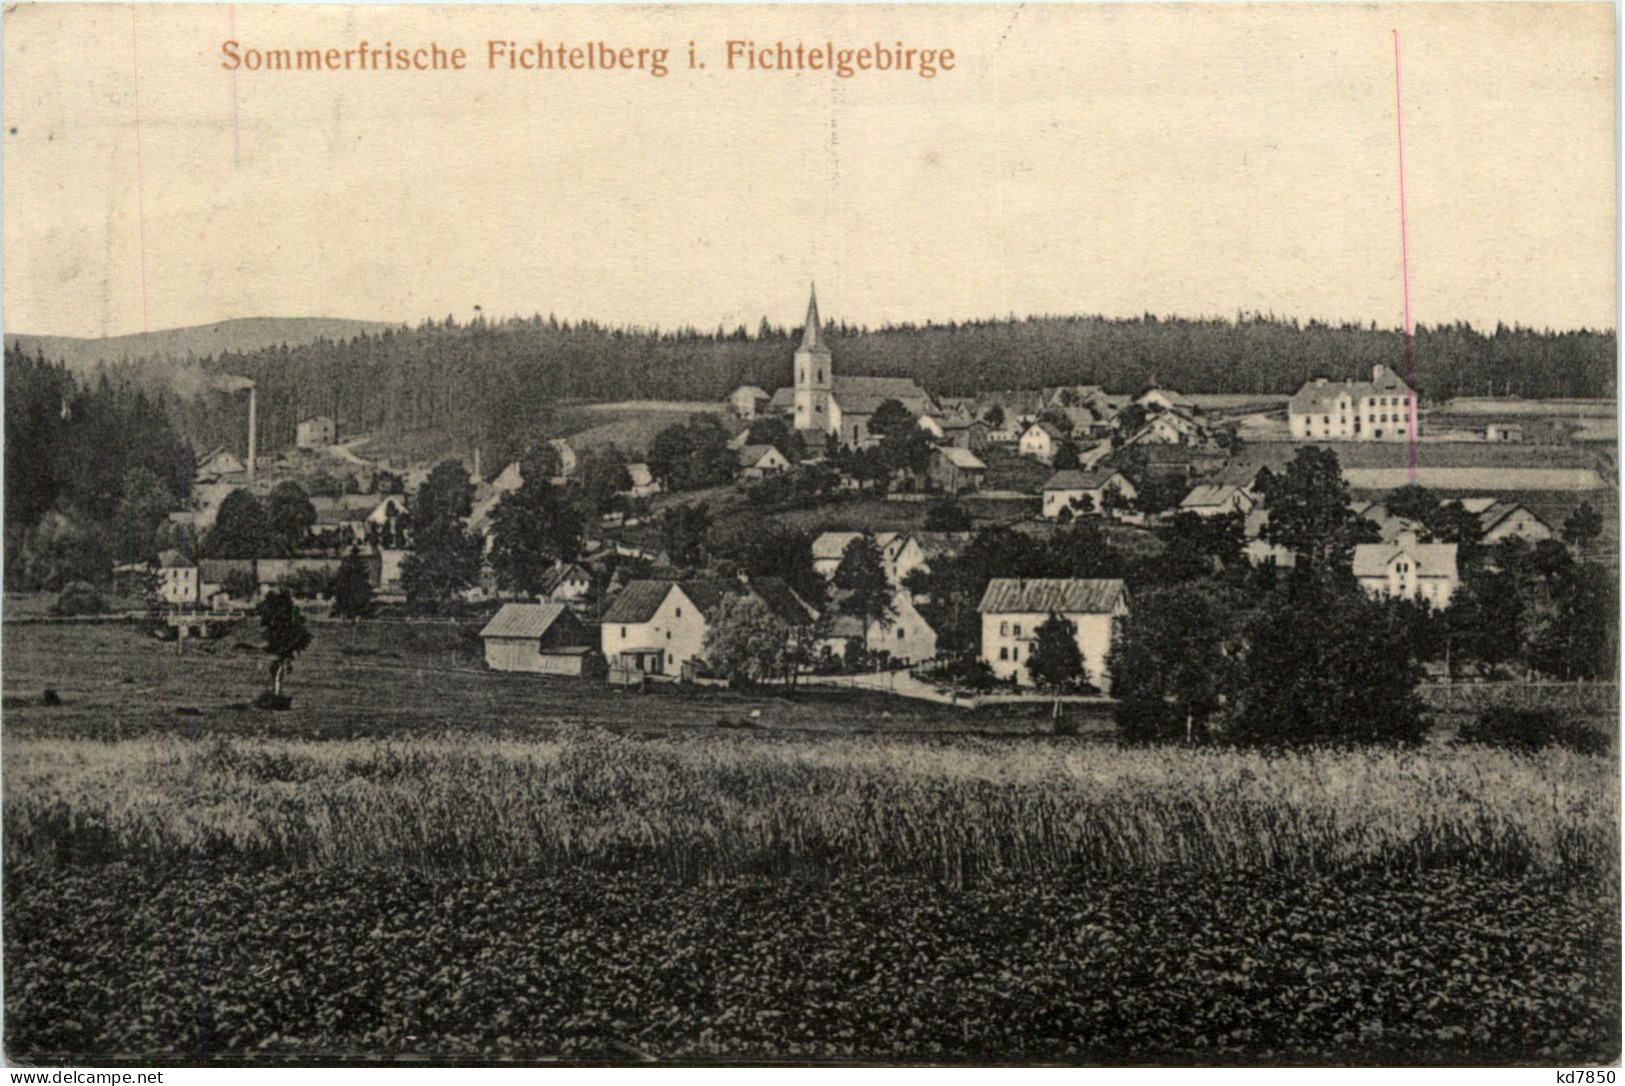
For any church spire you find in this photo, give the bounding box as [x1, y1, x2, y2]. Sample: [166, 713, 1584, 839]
[799, 283, 828, 353]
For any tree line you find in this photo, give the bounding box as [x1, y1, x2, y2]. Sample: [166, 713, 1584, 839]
[68, 310, 1615, 466]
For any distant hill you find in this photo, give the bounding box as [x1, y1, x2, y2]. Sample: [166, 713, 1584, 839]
[6, 317, 397, 372]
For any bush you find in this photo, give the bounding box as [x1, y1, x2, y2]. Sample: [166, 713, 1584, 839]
[53, 581, 106, 616]
[1456, 707, 1611, 755]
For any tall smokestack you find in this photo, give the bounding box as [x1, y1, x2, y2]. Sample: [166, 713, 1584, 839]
[247, 386, 257, 480]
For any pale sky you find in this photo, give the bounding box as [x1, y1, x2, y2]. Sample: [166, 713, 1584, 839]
[3, 3, 1616, 338]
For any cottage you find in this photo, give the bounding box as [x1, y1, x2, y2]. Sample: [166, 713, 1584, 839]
[1135, 387, 1195, 414]
[1464, 498, 1554, 544]
[1289, 365, 1417, 442]
[928, 446, 987, 494]
[1043, 469, 1136, 519]
[1485, 423, 1525, 443]
[978, 578, 1129, 692]
[479, 602, 598, 675]
[824, 590, 938, 666]
[737, 443, 792, 479]
[538, 562, 594, 608]
[1353, 533, 1459, 608]
[1018, 421, 1069, 463]
[1122, 410, 1209, 447]
[1179, 484, 1256, 518]
[1349, 501, 1424, 543]
[296, 416, 337, 449]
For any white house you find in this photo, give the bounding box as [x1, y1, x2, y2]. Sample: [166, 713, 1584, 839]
[1288, 364, 1417, 442]
[1135, 387, 1195, 414]
[729, 385, 771, 419]
[599, 577, 814, 679]
[978, 578, 1129, 692]
[155, 550, 200, 606]
[826, 589, 938, 666]
[1179, 484, 1257, 518]
[738, 443, 792, 479]
[1122, 410, 1208, 447]
[1353, 533, 1459, 608]
[1018, 421, 1069, 463]
[478, 602, 597, 675]
[1042, 469, 1136, 519]
[539, 562, 594, 609]
[296, 416, 337, 448]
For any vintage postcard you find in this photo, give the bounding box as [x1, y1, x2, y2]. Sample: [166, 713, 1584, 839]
[1, 0, 1618, 1070]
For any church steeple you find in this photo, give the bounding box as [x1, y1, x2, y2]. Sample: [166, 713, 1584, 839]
[799, 283, 830, 355]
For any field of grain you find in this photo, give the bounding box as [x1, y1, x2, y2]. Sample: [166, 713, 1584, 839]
[2, 621, 1619, 1064]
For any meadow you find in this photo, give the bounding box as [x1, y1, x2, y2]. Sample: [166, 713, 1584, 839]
[2, 622, 1619, 1064]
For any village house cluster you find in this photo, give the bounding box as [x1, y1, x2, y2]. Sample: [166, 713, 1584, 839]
[137, 287, 1572, 691]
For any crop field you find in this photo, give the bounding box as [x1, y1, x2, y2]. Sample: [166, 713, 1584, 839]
[2, 622, 1619, 1064]
[560, 403, 729, 456]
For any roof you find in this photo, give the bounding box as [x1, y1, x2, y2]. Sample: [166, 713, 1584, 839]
[935, 446, 986, 469]
[811, 531, 900, 562]
[1457, 497, 1499, 515]
[199, 559, 254, 582]
[1024, 421, 1068, 441]
[298, 415, 334, 426]
[738, 444, 784, 467]
[1352, 538, 1459, 579]
[1477, 500, 1549, 535]
[831, 375, 935, 416]
[601, 577, 812, 627]
[1290, 365, 1413, 415]
[978, 578, 1128, 615]
[731, 385, 769, 400]
[626, 463, 655, 487]
[1044, 469, 1123, 492]
[769, 387, 796, 409]
[539, 563, 591, 594]
[156, 549, 195, 569]
[1181, 484, 1250, 508]
[479, 602, 574, 640]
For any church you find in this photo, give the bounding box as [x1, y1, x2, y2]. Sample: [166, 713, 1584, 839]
[776, 286, 937, 449]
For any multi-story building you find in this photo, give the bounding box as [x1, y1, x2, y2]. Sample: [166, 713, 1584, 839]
[978, 578, 1129, 692]
[1288, 364, 1416, 441]
[1353, 533, 1459, 608]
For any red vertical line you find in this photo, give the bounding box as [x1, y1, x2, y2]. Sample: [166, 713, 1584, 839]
[1393, 29, 1418, 481]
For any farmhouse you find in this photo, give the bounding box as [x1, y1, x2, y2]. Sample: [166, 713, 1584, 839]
[785, 287, 937, 448]
[938, 417, 991, 452]
[1353, 533, 1459, 608]
[296, 415, 337, 448]
[1122, 410, 1209, 447]
[1018, 421, 1069, 462]
[1042, 469, 1135, 519]
[928, 446, 987, 494]
[824, 589, 938, 666]
[978, 578, 1129, 692]
[1288, 364, 1416, 442]
[478, 602, 598, 676]
[538, 562, 594, 609]
[599, 577, 814, 680]
[738, 443, 792, 479]
[1179, 484, 1256, 518]
[1349, 501, 1423, 543]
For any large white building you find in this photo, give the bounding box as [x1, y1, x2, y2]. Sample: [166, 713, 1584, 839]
[599, 578, 815, 679]
[978, 578, 1129, 693]
[1353, 533, 1459, 608]
[1288, 364, 1417, 442]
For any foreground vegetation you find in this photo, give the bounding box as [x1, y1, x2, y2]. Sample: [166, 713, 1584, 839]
[7, 732, 1615, 883]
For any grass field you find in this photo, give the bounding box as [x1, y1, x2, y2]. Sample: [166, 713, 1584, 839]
[2, 621, 1618, 1064]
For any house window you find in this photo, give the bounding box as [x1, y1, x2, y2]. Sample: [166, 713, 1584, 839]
[675, 606, 682, 617]
[999, 647, 1008, 661]
[620, 626, 626, 638]
[897, 629, 905, 640]
[1013, 624, 1022, 638]
[666, 631, 671, 640]
[817, 370, 824, 382]
[1012, 645, 1019, 660]
[999, 621, 1008, 636]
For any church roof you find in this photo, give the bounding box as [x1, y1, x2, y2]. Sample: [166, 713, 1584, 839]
[831, 375, 935, 416]
[799, 285, 830, 355]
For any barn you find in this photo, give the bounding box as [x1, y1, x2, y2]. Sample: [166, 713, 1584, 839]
[478, 602, 599, 676]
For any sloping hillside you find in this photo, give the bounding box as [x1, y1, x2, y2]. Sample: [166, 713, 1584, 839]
[6, 316, 397, 372]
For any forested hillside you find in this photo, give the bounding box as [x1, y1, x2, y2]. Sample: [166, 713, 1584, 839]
[51, 312, 1620, 465]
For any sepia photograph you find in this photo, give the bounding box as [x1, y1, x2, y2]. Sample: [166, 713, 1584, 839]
[0, 1, 1618, 1069]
